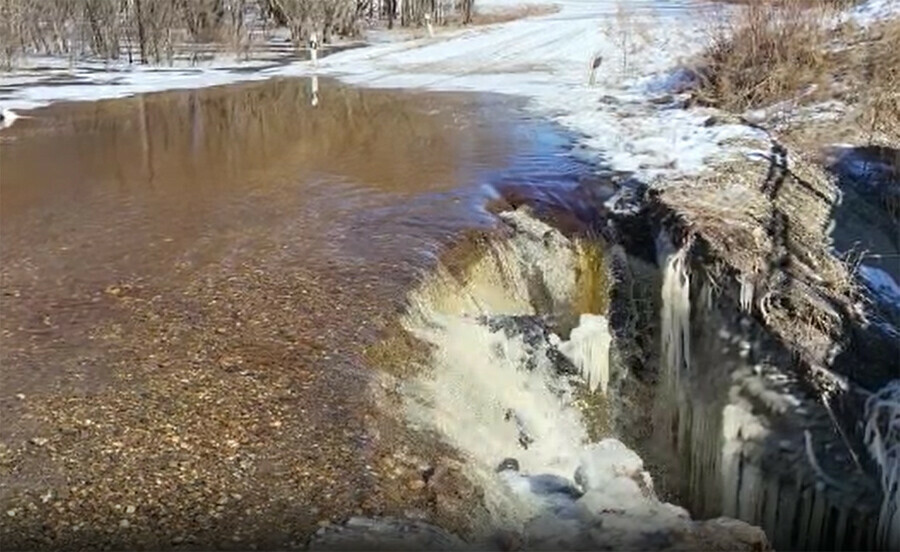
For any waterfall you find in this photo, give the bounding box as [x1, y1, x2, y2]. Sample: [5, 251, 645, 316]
[397, 209, 766, 549]
[658, 232, 691, 389]
[558, 313, 613, 394]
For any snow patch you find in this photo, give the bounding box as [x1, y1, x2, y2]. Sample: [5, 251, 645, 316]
[861, 265, 900, 307]
[847, 0, 900, 27]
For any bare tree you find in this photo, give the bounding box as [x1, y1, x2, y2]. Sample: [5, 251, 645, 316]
[0, 0, 478, 68]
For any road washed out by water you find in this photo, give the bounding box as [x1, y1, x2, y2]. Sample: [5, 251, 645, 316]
[0, 70, 781, 550]
[1, 72, 894, 552]
[2, 2, 899, 548]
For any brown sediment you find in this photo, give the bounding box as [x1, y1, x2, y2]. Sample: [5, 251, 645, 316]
[573, 239, 610, 316]
[434, 229, 506, 284]
[0, 77, 558, 550]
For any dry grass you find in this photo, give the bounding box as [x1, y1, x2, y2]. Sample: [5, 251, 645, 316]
[695, 0, 900, 130]
[466, 3, 558, 26]
[694, 0, 900, 176]
[658, 151, 857, 367]
[844, 19, 900, 144]
[694, 0, 838, 111]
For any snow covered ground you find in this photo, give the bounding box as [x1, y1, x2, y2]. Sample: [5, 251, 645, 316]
[846, 0, 900, 26]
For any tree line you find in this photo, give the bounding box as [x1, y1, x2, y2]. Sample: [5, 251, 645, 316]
[0, 0, 476, 68]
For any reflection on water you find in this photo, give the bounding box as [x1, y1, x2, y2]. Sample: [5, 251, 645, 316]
[311, 75, 319, 107]
[3, 78, 512, 211]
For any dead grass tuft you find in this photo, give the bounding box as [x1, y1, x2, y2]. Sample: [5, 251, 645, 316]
[847, 20, 900, 144]
[658, 151, 859, 366]
[466, 3, 559, 26]
[695, 1, 900, 155]
[694, 0, 837, 111]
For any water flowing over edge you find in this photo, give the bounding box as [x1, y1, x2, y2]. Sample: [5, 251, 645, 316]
[389, 209, 766, 550]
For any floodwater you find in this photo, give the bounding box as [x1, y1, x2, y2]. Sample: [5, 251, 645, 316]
[0, 77, 590, 549]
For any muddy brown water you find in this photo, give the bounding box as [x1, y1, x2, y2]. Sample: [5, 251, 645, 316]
[0, 77, 592, 549]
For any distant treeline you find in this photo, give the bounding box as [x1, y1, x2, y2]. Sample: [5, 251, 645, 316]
[0, 0, 476, 67]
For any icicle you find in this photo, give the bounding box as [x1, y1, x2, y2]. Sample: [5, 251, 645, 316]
[864, 380, 900, 551]
[739, 274, 754, 313]
[808, 490, 827, 552]
[659, 234, 691, 386]
[558, 314, 613, 394]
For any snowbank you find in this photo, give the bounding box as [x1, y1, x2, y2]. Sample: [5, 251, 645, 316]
[848, 0, 900, 26]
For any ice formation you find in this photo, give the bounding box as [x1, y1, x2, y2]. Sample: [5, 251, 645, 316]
[558, 313, 613, 394]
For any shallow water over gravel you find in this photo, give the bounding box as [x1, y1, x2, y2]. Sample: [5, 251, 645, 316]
[0, 77, 594, 549]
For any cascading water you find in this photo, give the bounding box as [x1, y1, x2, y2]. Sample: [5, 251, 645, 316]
[557, 314, 613, 394]
[396, 209, 768, 550]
